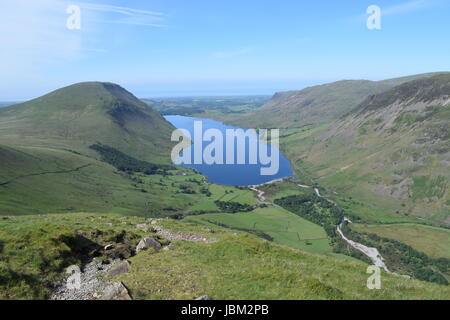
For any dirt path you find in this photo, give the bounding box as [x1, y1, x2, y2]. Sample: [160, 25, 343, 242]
[249, 186, 270, 205]
[248, 178, 285, 205]
[311, 187, 394, 273]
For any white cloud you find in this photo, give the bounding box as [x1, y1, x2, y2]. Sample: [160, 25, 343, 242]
[383, 0, 440, 15]
[212, 48, 252, 58]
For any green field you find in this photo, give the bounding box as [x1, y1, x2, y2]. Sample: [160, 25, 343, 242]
[186, 206, 335, 256]
[351, 223, 450, 260]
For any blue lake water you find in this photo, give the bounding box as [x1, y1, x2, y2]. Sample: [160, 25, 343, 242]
[165, 115, 294, 186]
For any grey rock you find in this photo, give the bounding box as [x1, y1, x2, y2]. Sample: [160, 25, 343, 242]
[195, 295, 213, 300]
[136, 237, 161, 253]
[101, 282, 132, 300]
[107, 260, 131, 277]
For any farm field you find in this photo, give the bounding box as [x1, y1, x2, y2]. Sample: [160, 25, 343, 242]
[186, 206, 335, 256]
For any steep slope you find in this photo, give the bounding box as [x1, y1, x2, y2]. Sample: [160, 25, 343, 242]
[281, 74, 450, 225]
[240, 72, 447, 129]
[0, 82, 175, 215]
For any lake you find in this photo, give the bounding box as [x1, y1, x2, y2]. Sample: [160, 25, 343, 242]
[165, 115, 294, 186]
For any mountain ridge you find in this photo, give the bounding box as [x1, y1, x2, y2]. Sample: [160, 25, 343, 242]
[234, 72, 449, 129]
[281, 74, 450, 225]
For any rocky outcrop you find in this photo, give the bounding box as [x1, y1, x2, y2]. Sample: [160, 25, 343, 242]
[107, 260, 131, 277]
[136, 237, 162, 253]
[153, 226, 217, 243]
[101, 282, 132, 300]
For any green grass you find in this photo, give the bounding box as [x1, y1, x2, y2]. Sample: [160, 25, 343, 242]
[1, 213, 449, 300]
[186, 207, 334, 256]
[351, 223, 450, 260]
[278, 102, 449, 226]
[0, 142, 257, 217]
[116, 219, 450, 300]
[0, 213, 153, 299]
[411, 176, 447, 202]
[0, 82, 185, 216]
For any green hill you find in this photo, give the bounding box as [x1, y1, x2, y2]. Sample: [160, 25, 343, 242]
[232, 72, 448, 129]
[0, 82, 174, 163]
[0, 82, 178, 215]
[280, 74, 450, 225]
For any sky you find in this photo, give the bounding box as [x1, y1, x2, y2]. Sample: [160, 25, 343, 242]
[0, 0, 449, 100]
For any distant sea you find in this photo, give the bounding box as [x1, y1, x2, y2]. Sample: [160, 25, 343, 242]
[0, 102, 18, 108]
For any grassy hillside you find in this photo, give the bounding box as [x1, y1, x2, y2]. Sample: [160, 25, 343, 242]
[0, 143, 258, 216]
[230, 72, 448, 129]
[0, 82, 174, 163]
[186, 206, 334, 256]
[0, 82, 184, 216]
[1, 213, 449, 300]
[279, 74, 450, 226]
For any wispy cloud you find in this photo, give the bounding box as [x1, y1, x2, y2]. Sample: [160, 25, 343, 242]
[383, 0, 440, 15]
[212, 48, 252, 58]
[0, 0, 166, 78]
[78, 2, 166, 27]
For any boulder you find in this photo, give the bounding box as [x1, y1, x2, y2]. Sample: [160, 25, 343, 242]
[105, 245, 134, 260]
[136, 237, 161, 253]
[107, 260, 131, 277]
[101, 282, 132, 300]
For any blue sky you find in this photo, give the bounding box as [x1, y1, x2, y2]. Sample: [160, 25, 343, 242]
[0, 0, 449, 100]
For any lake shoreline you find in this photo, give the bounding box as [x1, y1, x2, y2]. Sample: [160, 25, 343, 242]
[165, 115, 294, 186]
